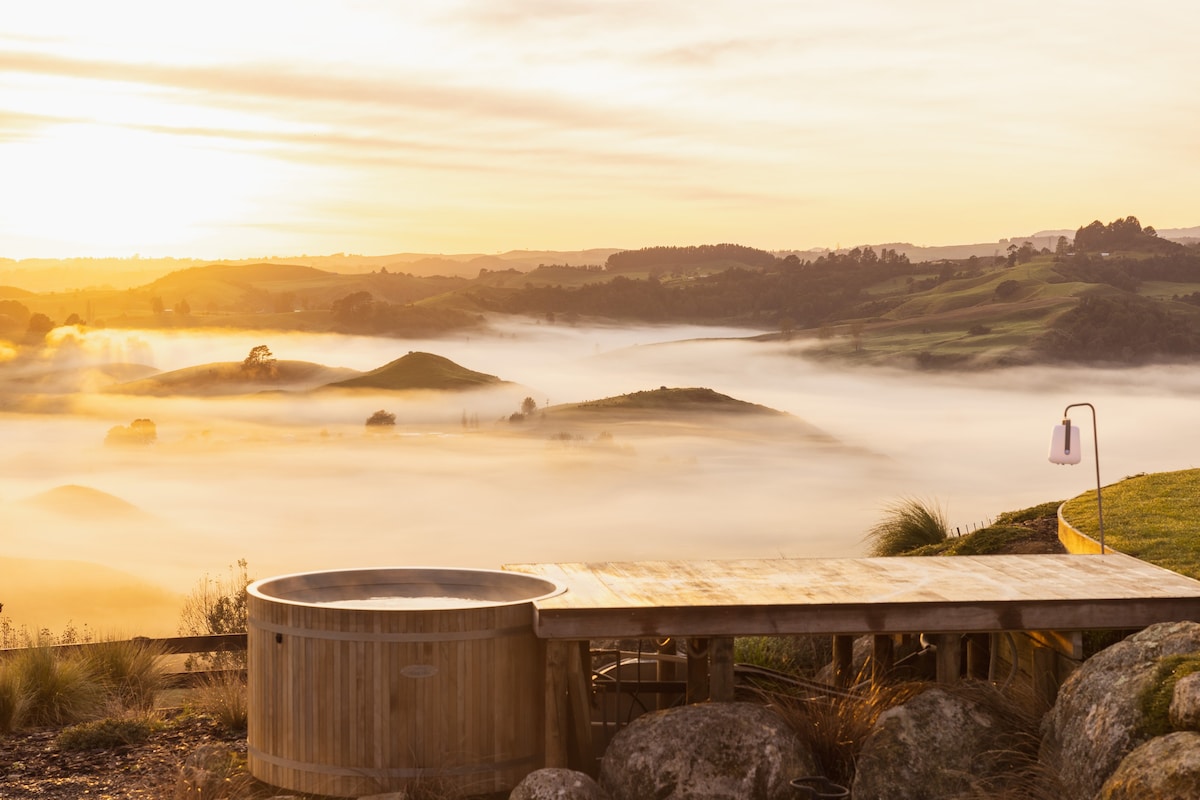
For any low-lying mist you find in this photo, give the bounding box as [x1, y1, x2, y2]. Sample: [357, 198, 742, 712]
[3, 320, 1198, 636]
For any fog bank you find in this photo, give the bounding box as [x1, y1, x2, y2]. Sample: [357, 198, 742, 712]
[2, 322, 1197, 635]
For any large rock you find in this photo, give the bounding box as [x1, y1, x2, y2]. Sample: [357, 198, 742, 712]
[1169, 672, 1200, 731]
[1100, 731, 1200, 799]
[510, 768, 610, 800]
[598, 701, 816, 800]
[1040, 621, 1200, 800]
[851, 684, 1030, 800]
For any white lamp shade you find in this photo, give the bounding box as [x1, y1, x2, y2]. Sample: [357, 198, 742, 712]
[1049, 423, 1082, 464]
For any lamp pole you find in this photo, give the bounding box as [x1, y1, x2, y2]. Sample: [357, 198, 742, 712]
[1056, 402, 1104, 553]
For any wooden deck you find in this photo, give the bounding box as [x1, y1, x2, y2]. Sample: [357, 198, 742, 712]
[504, 553, 1200, 639]
[504, 554, 1200, 769]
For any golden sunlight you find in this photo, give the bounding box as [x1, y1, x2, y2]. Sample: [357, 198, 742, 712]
[1, 122, 276, 254]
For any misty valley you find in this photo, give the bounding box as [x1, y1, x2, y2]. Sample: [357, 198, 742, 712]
[3, 318, 1200, 640]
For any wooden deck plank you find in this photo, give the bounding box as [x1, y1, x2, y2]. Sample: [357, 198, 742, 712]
[504, 554, 1200, 640]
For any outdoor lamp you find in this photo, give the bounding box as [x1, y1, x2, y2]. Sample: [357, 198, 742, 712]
[1048, 402, 1105, 553]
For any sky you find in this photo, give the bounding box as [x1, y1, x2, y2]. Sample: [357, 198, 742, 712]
[3, 1, 1198, 260]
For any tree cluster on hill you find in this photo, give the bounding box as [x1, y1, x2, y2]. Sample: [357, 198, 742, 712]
[104, 418, 157, 447]
[1073, 215, 1178, 254]
[329, 291, 480, 335]
[1053, 250, 1200, 293]
[605, 244, 777, 272]
[1035, 293, 1200, 362]
[489, 255, 927, 328]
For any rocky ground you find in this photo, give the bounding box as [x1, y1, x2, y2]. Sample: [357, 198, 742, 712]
[0, 709, 254, 800]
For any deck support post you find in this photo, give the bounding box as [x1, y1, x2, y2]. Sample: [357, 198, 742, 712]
[544, 640, 570, 768]
[656, 638, 678, 710]
[965, 634, 990, 680]
[567, 641, 594, 774]
[686, 638, 710, 703]
[934, 634, 962, 683]
[710, 637, 735, 702]
[871, 634, 895, 682]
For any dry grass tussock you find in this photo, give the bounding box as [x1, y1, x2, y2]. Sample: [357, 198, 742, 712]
[0, 637, 170, 732]
[764, 674, 1066, 798]
[190, 671, 248, 733]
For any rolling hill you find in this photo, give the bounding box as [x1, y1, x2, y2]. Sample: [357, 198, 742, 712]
[110, 360, 359, 396]
[320, 351, 506, 392]
[532, 386, 842, 443]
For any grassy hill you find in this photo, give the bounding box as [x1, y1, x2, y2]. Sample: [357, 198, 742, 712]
[321, 351, 504, 391]
[530, 386, 843, 444]
[110, 360, 359, 396]
[561, 387, 785, 415]
[1060, 469, 1200, 579]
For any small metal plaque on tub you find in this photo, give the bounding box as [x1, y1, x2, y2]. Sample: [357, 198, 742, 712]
[400, 664, 439, 679]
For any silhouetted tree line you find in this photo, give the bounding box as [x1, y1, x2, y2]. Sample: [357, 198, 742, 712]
[329, 291, 479, 335]
[1053, 250, 1200, 293]
[1073, 215, 1177, 254]
[605, 244, 778, 272]
[490, 257, 926, 327]
[1035, 293, 1200, 362]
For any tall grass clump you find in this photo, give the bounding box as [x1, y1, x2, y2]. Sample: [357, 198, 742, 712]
[769, 678, 924, 787]
[0, 667, 29, 733]
[11, 646, 105, 727]
[864, 497, 949, 556]
[85, 638, 170, 711]
[192, 672, 248, 733]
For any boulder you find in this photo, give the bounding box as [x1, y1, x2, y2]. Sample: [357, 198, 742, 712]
[851, 684, 1031, 800]
[1169, 672, 1200, 731]
[510, 768, 610, 800]
[1040, 621, 1200, 800]
[1100, 731, 1200, 799]
[598, 701, 817, 800]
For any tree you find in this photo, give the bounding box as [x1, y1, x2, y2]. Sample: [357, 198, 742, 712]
[151, 296, 165, 315]
[242, 345, 277, 377]
[331, 291, 374, 325]
[26, 312, 55, 338]
[521, 396, 538, 416]
[366, 409, 396, 428]
[104, 418, 157, 447]
[178, 559, 251, 670]
[994, 279, 1020, 299]
[1055, 236, 1071, 261]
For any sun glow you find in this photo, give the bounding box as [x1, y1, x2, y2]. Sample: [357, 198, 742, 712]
[1, 121, 280, 255]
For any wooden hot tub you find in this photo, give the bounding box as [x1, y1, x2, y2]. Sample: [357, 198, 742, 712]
[246, 567, 562, 798]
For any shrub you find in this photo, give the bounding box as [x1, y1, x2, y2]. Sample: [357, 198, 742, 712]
[173, 742, 253, 800]
[734, 635, 831, 676]
[193, 672, 248, 733]
[57, 713, 158, 751]
[85, 638, 169, 711]
[12, 646, 105, 726]
[864, 497, 949, 556]
[179, 559, 251, 671]
[365, 409, 396, 427]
